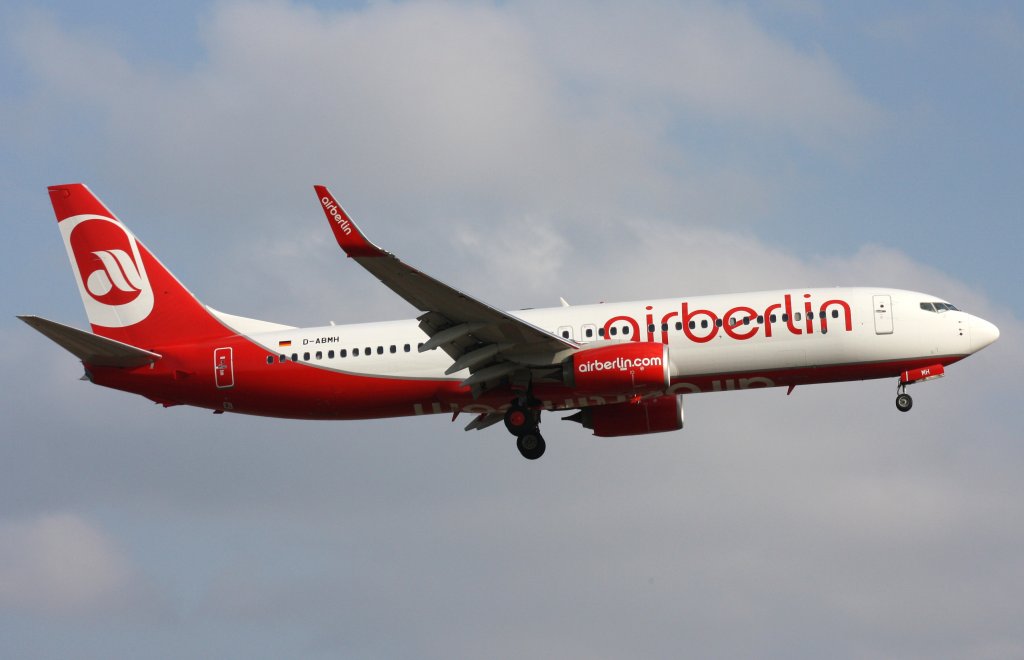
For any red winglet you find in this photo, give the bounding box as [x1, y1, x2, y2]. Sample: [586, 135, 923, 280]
[313, 185, 382, 258]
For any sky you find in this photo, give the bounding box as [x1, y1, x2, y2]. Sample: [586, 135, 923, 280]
[1, 1, 1022, 658]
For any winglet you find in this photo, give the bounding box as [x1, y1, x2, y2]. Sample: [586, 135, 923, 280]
[313, 185, 384, 258]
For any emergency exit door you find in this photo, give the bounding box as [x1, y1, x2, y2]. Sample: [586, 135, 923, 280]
[873, 295, 893, 335]
[214, 347, 235, 389]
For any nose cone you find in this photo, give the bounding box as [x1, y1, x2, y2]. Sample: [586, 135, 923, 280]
[970, 317, 1000, 353]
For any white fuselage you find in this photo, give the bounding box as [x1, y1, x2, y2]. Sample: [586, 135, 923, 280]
[241, 287, 990, 398]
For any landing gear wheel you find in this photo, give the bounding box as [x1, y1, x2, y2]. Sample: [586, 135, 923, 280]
[896, 392, 913, 412]
[504, 405, 534, 435]
[516, 432, 546, 460]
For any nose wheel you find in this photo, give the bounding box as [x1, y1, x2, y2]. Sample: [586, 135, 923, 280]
[505, 401, 545, 460]
[895, 383, 913, 412]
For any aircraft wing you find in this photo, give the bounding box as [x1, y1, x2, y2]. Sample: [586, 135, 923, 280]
[314, 185, 578, 394]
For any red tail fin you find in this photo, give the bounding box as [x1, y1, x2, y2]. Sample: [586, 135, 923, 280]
[49, 184, 229, 348]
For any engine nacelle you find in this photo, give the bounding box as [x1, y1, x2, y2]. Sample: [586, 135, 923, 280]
[572, 395, 685, 437]
[563, 342, 670, 396]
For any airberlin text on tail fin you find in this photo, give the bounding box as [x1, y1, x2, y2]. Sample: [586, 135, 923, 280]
[48, 184, 229, 348]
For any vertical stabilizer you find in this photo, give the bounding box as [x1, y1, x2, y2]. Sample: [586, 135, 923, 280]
[48, 183, 229, 348]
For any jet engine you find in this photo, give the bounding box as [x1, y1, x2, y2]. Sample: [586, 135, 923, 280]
[566, 394, 684, 437]
[562, 342, 670, 396]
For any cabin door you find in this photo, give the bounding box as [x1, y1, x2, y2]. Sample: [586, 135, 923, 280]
[872, 295, 893, 335]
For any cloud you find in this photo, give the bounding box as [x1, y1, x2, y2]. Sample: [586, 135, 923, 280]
[9, 0, 880, 222]
[0, 513, 159, 618]
[527, 0, 882, 148]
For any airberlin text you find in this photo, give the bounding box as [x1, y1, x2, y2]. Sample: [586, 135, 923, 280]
[320, 196, 352, 236]
[578, 356, 662, 373]
[606, 293, 853, 345]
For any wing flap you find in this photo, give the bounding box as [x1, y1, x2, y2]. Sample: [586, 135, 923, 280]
[19, 315, 161, 368]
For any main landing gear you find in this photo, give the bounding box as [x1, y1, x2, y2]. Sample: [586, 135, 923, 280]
[505, 401, 545, 460]
[895, 383, 913, 412]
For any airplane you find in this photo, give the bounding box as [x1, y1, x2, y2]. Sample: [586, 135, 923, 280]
[20, 184, 1000, 460]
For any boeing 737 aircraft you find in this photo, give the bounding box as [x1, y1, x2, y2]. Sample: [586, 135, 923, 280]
[21, 184, 1000, 459]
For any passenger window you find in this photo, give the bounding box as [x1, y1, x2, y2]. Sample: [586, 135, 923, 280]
[266, 356, 274, 365]
[585, 327, 594, 338]
[689, 321, 696, 330]
[328, 350, 335, 359]
[770, 314, 777, 323]
[661, 323, 668, 331]
[365, 346, 371, 355]
[377, 346, 383, 355]
[353, 348, 360, 356]
[291, 353, 298, 362]
[701, 320, 708, 329]
[757, 315, 764, 324]
[610, 327, 617, 336]
[279, 354, 286, 363]
[832, 309, 839, 318]
[819, 311, 826, 319]
[648, 324, 656, 333]
[340, 349, 347, 358]
[715, 319, 723, 328]
[743, 317, 750, 325]
[781, 314, 788, 322]
[315, 351, 322, 360]
[390, 345, 396, 354]
[303, 352, 310, 361]
[598, 327, 605, 337]
[417, 343, 424, 350]
[675, 322, 682, 330]
[795, 313, 801, 322]
[404, 344, 411, 352]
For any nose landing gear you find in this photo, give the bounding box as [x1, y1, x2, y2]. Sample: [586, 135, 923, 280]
[505, 401, 545, 460]
[895, 383, 913, 412]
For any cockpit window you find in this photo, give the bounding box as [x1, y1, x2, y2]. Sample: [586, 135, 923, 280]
[921, 301, 960, 313]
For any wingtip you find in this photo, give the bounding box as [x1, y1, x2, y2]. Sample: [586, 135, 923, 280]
[313, 184, 383, 258]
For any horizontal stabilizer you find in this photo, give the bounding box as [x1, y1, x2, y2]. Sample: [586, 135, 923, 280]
[18, 315, 161, 368]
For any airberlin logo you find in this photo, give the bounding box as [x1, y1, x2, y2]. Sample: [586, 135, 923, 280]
[321, 196, 352, 236]
[84, 249, 145, 302]
[62, 215, 155, 327]
[578, 356, 662, 373]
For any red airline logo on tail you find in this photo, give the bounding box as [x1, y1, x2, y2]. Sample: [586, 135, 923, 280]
[70, 219, 147, 305]
[60, 214, 155, 328]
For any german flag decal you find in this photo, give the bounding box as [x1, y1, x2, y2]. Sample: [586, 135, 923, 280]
[278, 340, 292, 347]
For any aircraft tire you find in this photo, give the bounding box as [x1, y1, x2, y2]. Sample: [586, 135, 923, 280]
[896, 393, 913, 412]
[504, 405, 537, 436]
[517, 432, 546, 460]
